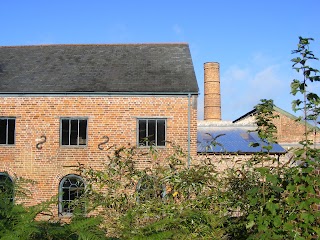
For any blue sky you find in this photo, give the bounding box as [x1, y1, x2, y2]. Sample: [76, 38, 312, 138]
[1, 0, 319, 120]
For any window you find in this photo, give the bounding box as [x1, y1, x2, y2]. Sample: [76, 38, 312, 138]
[0, 173, 14, 203]
[0, 118, 15, 145]
[61, 118, 87, 146]
[138, 119, 166, 146]
[59, 174, 85, 215]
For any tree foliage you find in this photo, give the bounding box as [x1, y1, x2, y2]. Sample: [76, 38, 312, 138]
[1, 36, 319, 239]
[77, 144, 226, 239]
[0, 178, 107, 239]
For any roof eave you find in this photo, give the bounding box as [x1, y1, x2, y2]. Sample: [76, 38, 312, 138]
[0, 91, 199, 96]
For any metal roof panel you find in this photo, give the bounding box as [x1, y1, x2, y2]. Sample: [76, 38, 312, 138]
[197, 128, 286, 154]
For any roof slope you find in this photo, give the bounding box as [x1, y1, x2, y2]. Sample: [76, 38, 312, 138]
[0, 44, 198, 93]
[233, 106, 317, 129]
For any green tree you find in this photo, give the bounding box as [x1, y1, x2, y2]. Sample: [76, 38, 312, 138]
[219, 37, 320, 239]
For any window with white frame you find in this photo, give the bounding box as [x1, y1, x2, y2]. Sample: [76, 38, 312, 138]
[61, 118, 87, 146]
[59, 174, 85, 215]
[0, 172, 14, 203]
[0, 118, 15, 145]
[138, 119, 166, 146]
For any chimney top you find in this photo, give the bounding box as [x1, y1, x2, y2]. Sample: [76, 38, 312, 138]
[204, 62, 219, 66]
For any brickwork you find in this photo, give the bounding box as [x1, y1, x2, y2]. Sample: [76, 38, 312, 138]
[195, 154, 252, 171]
[204, 62, 221, 121]
[233, 112, 318, 146]
[273, 112, 318, 144]
[0, 95, 197, 208]
[195, 153, 289, 172]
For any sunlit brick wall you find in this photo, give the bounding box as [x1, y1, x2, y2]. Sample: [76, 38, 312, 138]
[234, 112, 318, 146]
[0, 95, 197, 208]
[273, 112, 318, 144]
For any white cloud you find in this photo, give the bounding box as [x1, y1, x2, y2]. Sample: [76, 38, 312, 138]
[218, 56, 292, 120]
[250, 65, 285, 96]
[252, 52, 276, 66]
[224, 65, 250, 81]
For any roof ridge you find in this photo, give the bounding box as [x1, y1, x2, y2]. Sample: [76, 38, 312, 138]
[0, 43, 189, 49]
[273, 106, 318, 129]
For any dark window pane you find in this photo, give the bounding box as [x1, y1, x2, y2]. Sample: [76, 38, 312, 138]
[157, 120, 166, 146]
[70, 120, 78, 145]
[60, 176, 85, 214]
[69, 178, 78, 185]
[7, 119, 15, 144]
[62, 119, 69, 145]
[78, 120, 87, 145]
[0, 120, 7, 144]
[63, 178, 71, 188]
[62, 202, 70, 213]
[62, 188, 70, 201]
[147, 120, 156, 145]
[69, 186, 77, 200]
[139, 120, 147, 146]
[0, 174, 14, 202]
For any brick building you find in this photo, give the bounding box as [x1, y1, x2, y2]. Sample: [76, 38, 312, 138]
[0, 44, 198, 214]
[233, 106, 319, 150]
[1, 44, 317, 216]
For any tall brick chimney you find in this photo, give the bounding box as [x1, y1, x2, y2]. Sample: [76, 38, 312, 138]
[204, 62, 221, 121]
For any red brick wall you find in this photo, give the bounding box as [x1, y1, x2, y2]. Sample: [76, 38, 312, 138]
[0, 95, 197, 206]
[235, 112, 318, 145]
[273, 112, 317, 144]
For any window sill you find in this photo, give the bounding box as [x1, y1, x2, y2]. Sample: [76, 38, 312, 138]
[59, 213, 73, 218]
[138, 145, 166, 149]
[59, 212, 87, 218]
[60, 145, 88, 148]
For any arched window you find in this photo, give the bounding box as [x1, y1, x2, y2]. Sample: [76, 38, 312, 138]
[0, 172, 14, 203]
[59, 174, 85, 215]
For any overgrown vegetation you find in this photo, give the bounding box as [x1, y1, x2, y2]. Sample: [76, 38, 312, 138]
[1, 37, 319, 239]
[0, 177, 106, 240]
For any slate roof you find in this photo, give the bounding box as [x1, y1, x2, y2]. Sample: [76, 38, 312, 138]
[0, 44, 198, 94]
[197, 121, 286, 154]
